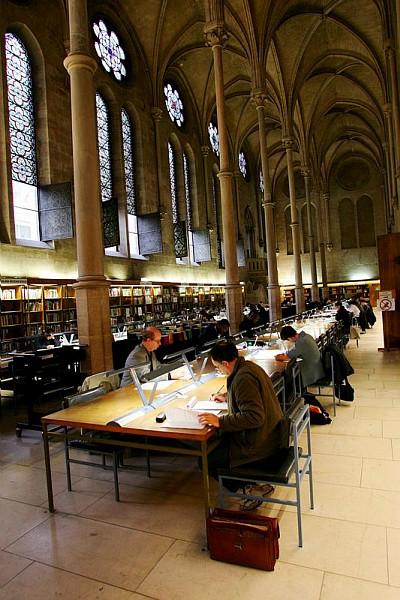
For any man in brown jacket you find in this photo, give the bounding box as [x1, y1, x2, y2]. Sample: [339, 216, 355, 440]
[199, 340, 283, 510]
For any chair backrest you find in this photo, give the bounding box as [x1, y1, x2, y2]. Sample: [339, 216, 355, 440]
[272, 373, 286, 411]
[80, 371, 121, 392]
[63, 386, 106, 408]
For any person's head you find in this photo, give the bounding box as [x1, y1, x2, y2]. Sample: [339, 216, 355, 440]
[216, 318, 230, 336]
[280, 325, 298, 342]
[335, 301, 342, 310]
[209, 340, 238, 375]
[141, 327, 162, 352]
[44, 329, 54, 339]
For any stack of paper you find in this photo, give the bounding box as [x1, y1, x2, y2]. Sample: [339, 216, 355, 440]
[163, 407, 205, 429]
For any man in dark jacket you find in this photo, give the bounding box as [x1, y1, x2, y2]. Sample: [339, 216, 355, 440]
[335, 301, 352, 334]
[199, 340, 283, 510]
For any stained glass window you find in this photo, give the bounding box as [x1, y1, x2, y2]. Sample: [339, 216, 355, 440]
[183, 153, 192, 230]
[238, 151, 247, 179]
[208, 122, 220, 156]
[93, 19, 126, 81]
[259, 170, 264, 193]
[168, 142, 178, 224]
[164, 83, 184, 127]
[5, 32, 39, 241]
[95, 93, 112, 203]
[121, 109, 139, 255]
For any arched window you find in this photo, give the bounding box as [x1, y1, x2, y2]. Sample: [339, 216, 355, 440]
[238, 151, 247, 179]
[121, 108, 138, 256]
[208, 122, 220, 157]
[164, 83, 184, 127]
[357, 195, 375, 247]
[96, 93, 112, 203]
[96, 92, 119, 250]
[339, 198, 357, 249]
[211, 171, 224, 267]
[245, 207, 256, 258]
[183, 151, 194, 261]
[168, 142, 178, 224]
[5, 33, 39, 241]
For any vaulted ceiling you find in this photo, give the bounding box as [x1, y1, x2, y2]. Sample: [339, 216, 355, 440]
[94, 0, 397, 191]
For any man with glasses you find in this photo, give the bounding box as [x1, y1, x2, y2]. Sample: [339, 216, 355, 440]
[120, 326, 162, 387]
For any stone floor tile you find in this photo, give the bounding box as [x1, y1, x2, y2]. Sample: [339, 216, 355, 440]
[361, 458, 400, 492]
[6, 513, 173, 592]
[320, 573, 400, 600]
[0, 497, 49, 549]
[387, 527, 400, 587]
[137, 539, 323, 600]
[0, 550, 31, 588]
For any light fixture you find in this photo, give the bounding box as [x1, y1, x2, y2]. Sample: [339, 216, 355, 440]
[275, 246, 280, 255]
[326, 242, 333, 252]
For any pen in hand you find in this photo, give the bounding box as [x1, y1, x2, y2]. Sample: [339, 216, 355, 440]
[210, 384, 225, 402]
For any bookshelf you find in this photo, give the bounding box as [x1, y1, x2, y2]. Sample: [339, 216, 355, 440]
[0, 280, 78, 351]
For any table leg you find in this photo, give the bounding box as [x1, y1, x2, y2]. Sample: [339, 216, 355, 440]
[42, 424, 54, 512]
[200, 440, 211, 519]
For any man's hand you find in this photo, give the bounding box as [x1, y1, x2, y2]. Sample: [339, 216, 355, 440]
[210, 392, 227, 403]
[198, 413, 220, 428]
[275, 353, 290, 362]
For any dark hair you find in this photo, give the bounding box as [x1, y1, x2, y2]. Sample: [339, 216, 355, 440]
[209, 340, 238, 362]
[216, 318, 230, 333]
[280, 325, 297, 340]
[335, 301, 342, 307]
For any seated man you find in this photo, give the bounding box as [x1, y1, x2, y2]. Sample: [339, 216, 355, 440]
[335, 301, 352, 335]
[120, 326, 162, 387]
[275, 325, 325, 388]
[197, 318, 230, 348]
[36, 329, 61, 349]
[199, 340, 283, 511]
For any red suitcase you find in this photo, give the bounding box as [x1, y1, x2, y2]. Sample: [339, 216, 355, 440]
[206, 508, 280, 571]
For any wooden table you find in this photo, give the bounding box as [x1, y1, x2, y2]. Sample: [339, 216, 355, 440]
[41, 353, 289, 517]
[41, 376, 227, 517]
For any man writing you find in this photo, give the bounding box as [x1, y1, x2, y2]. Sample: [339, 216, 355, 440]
[120, 326, 162, 386]
[199, 340, 283, 510]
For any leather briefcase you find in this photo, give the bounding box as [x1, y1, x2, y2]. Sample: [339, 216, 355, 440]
[206, 508, 279, 571]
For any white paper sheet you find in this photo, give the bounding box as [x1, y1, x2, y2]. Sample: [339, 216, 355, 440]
[163, 407, 205, 429]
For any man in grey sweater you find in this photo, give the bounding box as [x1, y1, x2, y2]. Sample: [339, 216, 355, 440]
[120, 327, 162, 387]
[275, 325, 325, 388]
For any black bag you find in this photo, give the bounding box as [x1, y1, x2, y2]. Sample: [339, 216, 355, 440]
[335, 380, 354, 402]
[302, 392, 332, 425]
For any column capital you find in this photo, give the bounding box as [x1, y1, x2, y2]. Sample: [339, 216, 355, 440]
[201, 145, 210, 157]
[383, 103, 392, 117]
[301, 166, 311, 178]
[384, 39, 394, 56]
[282, 137, 294, 150]
[204, 22, 228, 47]
[322, 192, 330, 201]
[251, 88, 267, 109]
[151, 107, 163, 122]
[64, 52, 97, 75]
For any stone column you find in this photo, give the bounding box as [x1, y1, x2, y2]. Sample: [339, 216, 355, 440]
[316, 187, 329, 298]
[232, 170, 241, 239]
[282, 137, 305, 312]
[385, 43, 400, 198]
[151, 107, 164, 213]
[384, 105, 398, 215]
[302, 167, 319, 301]
[64, 0, 113, 373]
[253, 90, 281, 319]
[322, 191, 332, 251]
[204, 19, 242, 331]
[201, 145, 217, 258]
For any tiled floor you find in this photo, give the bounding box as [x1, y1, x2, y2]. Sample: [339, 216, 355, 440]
[0, 312, 399, 599]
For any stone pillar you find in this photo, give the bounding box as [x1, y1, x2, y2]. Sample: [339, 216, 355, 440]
[64, 0, 113, 373]
[151, 107, 164, 213]
[232, 170, 241, 239]
[384, 105, 399, 219]
[316, 187, 329, 298]
[322, 191, 332, 250]
[253, 90, 281, 319]
[302, 168, 319, 302]
[385, 43, 400, 198]
[204, 18, 242, 331]
[282, 137, 305, 312]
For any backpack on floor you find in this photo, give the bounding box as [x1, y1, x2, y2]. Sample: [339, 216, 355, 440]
[302, 392, 332, 425]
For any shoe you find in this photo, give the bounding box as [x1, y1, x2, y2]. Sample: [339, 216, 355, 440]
[240, 483, 275, 511]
